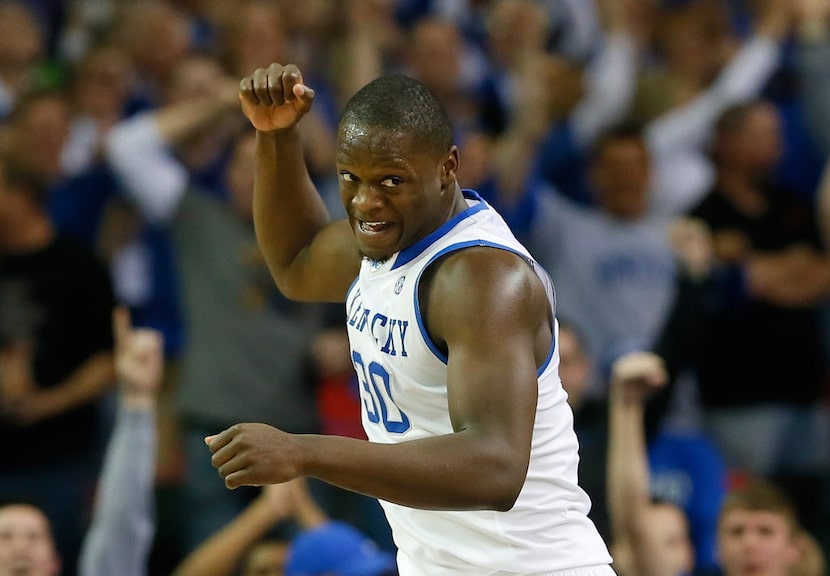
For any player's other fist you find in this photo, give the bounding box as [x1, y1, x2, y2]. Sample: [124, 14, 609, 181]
[239, 63, 315, 133]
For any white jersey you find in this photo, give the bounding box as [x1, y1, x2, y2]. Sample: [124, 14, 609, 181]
[345, 190, 613, 575]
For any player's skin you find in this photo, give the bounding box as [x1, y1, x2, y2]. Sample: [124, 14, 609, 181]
[206, 63, 553, 512]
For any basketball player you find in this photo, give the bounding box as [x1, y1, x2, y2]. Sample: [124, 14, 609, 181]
[206, 62, 614, 575]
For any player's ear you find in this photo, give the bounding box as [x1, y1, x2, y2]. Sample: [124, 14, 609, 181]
[441, 146, 459, 187]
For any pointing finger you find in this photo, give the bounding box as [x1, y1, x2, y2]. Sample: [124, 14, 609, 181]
[205, 428, 233, 454]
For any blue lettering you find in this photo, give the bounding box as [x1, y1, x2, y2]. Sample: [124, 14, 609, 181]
[381, 319, 397, 356]
[370, 313, 388, 346]
[396, 320, 409, 357]
[346, 288, 362, 319]
[349, 304, 409, 358]
[356, 308, 371, 331]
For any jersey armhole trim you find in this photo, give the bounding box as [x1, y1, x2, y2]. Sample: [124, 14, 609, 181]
[414, 240, 555, 375]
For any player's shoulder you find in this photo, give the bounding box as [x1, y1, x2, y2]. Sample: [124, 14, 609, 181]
[426, 245, 544, 306]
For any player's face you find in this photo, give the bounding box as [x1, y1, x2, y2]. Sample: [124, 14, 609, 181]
[0, 505, 61, 576]
[337, 124, 459, 262]
[718, 510, 797, 576]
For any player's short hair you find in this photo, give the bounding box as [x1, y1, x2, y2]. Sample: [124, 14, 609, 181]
[338, 75, 454, 158]
[719, 478, 798, 532]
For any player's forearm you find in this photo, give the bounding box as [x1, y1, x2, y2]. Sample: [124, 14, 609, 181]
[298, 430, 527, 511]
[252, 129, 332, 297]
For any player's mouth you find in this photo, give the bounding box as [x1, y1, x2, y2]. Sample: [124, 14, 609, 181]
[359, 220, 391, 234]
[356, 219, 398, 259]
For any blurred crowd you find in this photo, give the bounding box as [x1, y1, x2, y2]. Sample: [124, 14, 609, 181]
[0, 0, 829, 575]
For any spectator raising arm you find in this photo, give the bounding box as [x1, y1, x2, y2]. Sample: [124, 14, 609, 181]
[104, 60, 240, 224]
[78, 307, 163, 576]
[795, 0, 830, 156]
[646, 1, 792, 215]
[607, 352, 695, 576]
[172, 482, 294, 576]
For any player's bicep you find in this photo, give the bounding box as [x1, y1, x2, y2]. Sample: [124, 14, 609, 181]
[280, 219, 362, 302]
[446, 327, 539, 441]
[429, 250, 543, 444]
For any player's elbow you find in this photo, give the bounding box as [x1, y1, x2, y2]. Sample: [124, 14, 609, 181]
[268, 268, 318, 302]
[487, 469, 525, 511]
[273, 276, 307, 302]
[492, 493, 520, 512]
[461, 431, 530, 511]
[270, 267, 334, 303]
[478, 452, 528, 511]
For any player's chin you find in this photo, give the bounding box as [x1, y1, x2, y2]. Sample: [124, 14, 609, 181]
[355, 231, 397, 261]
[358, 245, 394, 262]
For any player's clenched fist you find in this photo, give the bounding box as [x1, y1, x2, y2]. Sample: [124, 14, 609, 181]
[205, 422, 304, 489]
[238, 63, 315, 132]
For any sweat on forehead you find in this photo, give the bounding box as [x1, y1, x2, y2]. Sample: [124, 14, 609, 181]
[337, 122, 412, 152]
[338, 74, 455, 154]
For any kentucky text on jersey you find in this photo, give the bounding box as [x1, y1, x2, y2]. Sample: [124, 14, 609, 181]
[347, 287, 409, 357]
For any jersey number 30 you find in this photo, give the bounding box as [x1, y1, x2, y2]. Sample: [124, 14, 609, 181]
[352, 351, 411, 433]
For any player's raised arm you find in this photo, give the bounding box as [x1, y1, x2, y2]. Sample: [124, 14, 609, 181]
[240, 63, 360, 303]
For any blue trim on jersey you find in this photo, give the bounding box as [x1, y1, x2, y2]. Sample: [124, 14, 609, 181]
[538, 323, 556, 377]
[345, 274, 360, 302]
[461, 188, 484, 202]
[391, 189, 488, 271]
[413, 240, 553, 375]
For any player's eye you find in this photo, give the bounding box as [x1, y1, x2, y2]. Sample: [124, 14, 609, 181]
[381, 176, 403, 187]
[340, 171, 358, 183]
